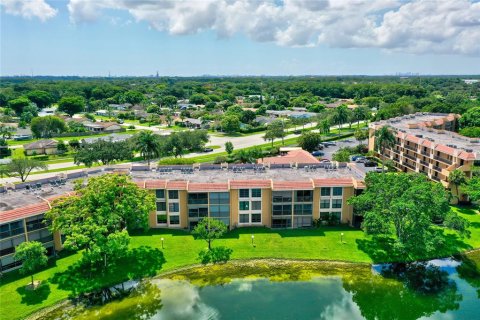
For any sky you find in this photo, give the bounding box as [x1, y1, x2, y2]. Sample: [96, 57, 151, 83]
[1, 0, 479, 76]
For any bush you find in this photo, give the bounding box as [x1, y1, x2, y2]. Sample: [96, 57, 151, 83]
[213, 156, 228, 164]
[158, 157, 196, 165]
[459, 127, 480, 138]
[128, 125, 135, 130]
[31, 155, 49, 161]
[198, 246, 233, 264]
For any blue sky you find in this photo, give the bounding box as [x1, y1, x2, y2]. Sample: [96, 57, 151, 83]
[1, 0, 479, 76]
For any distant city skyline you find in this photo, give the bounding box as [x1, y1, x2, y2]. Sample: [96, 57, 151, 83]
[1, 0, 480, 76]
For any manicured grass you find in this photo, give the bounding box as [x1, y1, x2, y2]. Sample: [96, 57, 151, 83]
[1, 207, 478, 320]
[6, 131, 138, 147]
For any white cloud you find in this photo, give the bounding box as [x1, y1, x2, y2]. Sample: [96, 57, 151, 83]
[0, 0, 57, 21]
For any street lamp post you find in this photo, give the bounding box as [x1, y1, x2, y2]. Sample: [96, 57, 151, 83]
[251, 234, 255, 247]
[340, 233, 344, 244]
[161, 237, 164, 249]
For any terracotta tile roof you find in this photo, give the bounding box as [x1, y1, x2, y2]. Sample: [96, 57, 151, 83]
[313, 178, 353, 187]
[165, 180, 188, 190]
[405, 134, 420, 144]
[188, 183, 229, 192]
[257, 150, 319, 165]
[144, 180, 167, 189]
[229, 180, 272, 189]
[272, 180, 313, 190]
[435, 144, 455, 156]
[458, 151, 477, 160]
[434, 119, 444, 126]
[421, 140, 433, 148]
[134, 181, 145, 188]
[0, 202, 49, 223]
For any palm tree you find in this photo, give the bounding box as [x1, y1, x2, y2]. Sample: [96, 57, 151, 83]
[353, 106, 370, 128]
[374, 126, 396, 173]
[335, 105, 349, 131]
[448, 169, 467, 201]
[133, 131, 161, 166]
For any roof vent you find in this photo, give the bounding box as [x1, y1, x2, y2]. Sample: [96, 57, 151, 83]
[415, 134, 423, 138]
[465, 148, 473, 153]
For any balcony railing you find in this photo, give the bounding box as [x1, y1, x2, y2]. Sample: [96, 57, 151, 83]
[432, 175, 441, 181]
[433, 165, 442, 172]
[434, 156, 452, 165]
[419, 170, 428, 175]
[420, 160, 429, 166]
[421, 151, 430, 156]
[402, 162, 416, 170]
[404, 154, 416, 161]
[404, 145, 417, 152]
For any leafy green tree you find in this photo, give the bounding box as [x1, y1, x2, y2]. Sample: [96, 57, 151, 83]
[7, 158, 48, 182]
[68, 139, 80, 149]
[353, 106, 370, 128]
[463, 176, 480, 203]
[362, 96, 380, 109]
[349, 173, 469, 260]
[189, 93, 209, 105]
[241, 110, 256, 124]
[221, 115, 241, 133]
[132, 131, 162, 165]
[374, 125, 395, 173]
[56, 140, 68, 154]
[0, 138, 11, 158]
[20, 105, 39, 124]
[74, 140, 133, 166]
[26, 90, 54, 108]
[459, 127, 480, 138]
[332, 148, 351, 162]
[192, 217, 228, 250]
[123, 90, 144, 104]
[333, 105, 349, 130]
[225, 141, 234, 155]
[8, 97, 31, 115]
[298, 132, 321, 152]
[459, 107, 480, 128]
[317, 119, 330, 134]
[448, 169, 467, 200]
[354, 129, 369, 145]
[161, 95, 177, 107]
[0, 124, 15, 139]
[58, 96, 85, 117]
[30, 116, 66, 138]
[264, 119, 286, 145]
[46, 174, 155, 267]
[14, 241, 48, 287]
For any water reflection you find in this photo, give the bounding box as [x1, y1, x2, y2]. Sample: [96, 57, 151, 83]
[39, 258, 480, 320]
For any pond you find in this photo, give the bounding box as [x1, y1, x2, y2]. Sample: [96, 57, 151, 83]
[35, 257, 480, 320]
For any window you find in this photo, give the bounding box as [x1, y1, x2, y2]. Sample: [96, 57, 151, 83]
[320, 187, 331, 197]
[169, 216, 180, 225]
[188, 193, 208, 204]
[294, 204, 312, 215]
[209, 192, 229, 205]
[330, 212, 342, 221]
[239, 189, 250, 198]
[0, 220, 24, 239]
[272, 218, 291, 228]
[239, 214, 249, 223]
[294, 216, 312, 228]
[156, 214, 167, 224]
[333, 187, 343, 196]
[295, 190, 313, 202]
[251, 189, 262, 198]
[272, 204, 291, 216]
[251, 201, 262, 211]
[26, 214, 48, 232]
[188, 207, 208, 218]
[155, 189, 165, 199]
[320, 199, 330, 209]
[251, 214, 261, 223]
[168, 190, 179, 199]
[272, 191, 292, 203]
[239, 201, 250, 211]
[156, 202, 166, 212]
[210, 205, 230, 217]
[332, 199, 342, 209]
[168, 203, 179, 212]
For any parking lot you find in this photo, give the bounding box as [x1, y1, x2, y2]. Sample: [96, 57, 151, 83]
[318, 138, 359, 160]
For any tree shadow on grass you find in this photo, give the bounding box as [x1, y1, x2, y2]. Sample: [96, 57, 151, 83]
[356, 233, 472, 264]
[51, 246, 166, 297]
[16, 282, 51, 305]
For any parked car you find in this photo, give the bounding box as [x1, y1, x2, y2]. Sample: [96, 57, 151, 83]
[203, 147, 214, 152]
[320, 159, 331, 163]
[323, 141, 336, 147]
[316, 144, 324, 150]
[311, 151, 324, 157]
[355, 157, 366, 163]
[364, 161, 376, 167]
[375, 167, 384, 172]
[293, 130, 302, 134]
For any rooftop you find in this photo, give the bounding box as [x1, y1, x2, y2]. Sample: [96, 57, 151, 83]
[371, 113, 480, 160]
[258, 149, 320, 165]
[0, 163, 366, 220]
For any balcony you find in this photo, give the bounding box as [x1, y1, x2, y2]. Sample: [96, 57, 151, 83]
[421, 151, 430, 156]
[404, 154, 416, 161]
[420, 160, 429, 166]
[419, 170, 428, 175]
[432, 175, 441, 182]
[404, 145, 417, 152]
[433, 165, 442, 172]
[402, 162, 416, 170]
[434, 156, 452, 165]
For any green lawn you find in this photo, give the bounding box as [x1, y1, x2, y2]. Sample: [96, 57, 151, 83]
[1, 206, 478, 320]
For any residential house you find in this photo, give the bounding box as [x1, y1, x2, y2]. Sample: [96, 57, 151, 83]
[24, 139, 58, 155]
[83, 122, 122, 133]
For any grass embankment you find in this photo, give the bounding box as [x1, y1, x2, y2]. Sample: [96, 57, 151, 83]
[0, 207, 478, 320]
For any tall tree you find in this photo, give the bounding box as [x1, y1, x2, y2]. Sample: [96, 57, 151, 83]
[354, 129, 369, 145]
[26, 90, 54, 108]
[74, 140, 133, 167]
[7, 158, 48, 182]
[298, 132, 321, 152]
[192, 217, 228, 250]
[132, 131, 162, 165]
[349, 173, 469, 259]
[374, 125, 396, 173]
[221, 115, 241, 133]
[463, 176, 480, 204]
[30, 116, 66, 138]
[448, 169, 467, 200]
[225, 141, 234, 155]
[14, 241, 48, 288]
[0, 124, 15, 139]
[265, 119, 286, 145]
[317, 118, 331, 135]
[8, 97, 31, 115]
[58, 96, 85, 117]
[46, 174, 155, 267]
[334, 105, 349, 130]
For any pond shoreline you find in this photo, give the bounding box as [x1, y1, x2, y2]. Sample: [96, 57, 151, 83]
[26, 252, 480, 320]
